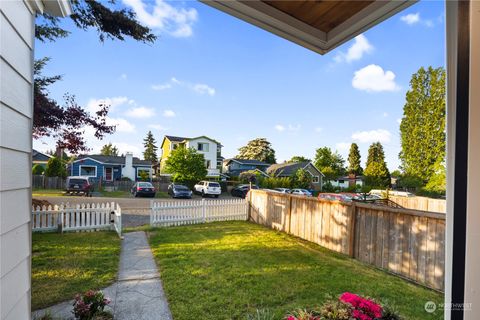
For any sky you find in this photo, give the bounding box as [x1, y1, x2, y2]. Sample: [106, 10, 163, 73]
[33, 0, 446, 171]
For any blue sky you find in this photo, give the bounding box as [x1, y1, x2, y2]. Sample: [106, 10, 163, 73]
[34, 0, 446, 170]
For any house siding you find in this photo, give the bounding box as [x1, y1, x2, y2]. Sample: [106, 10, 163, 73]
[72, 158, 105, 179]
[0, 2, 35, 319]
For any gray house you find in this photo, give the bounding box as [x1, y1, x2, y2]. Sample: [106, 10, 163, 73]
[267, 161, 324, 190]
[223, 158, 270, 177]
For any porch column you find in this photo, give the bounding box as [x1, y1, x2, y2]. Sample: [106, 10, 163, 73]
[445, 1, 480, 319]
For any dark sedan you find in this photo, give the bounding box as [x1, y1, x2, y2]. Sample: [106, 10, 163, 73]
[131, 182, 156, 198]
[168, 184, 193, 199]
[231, 184, 258, 198]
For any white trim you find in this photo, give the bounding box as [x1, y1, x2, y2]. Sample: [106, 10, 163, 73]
[136, 167, 151, 178]
[72, 157, 105, 165]
[79, 165, 97, 177]
[104, 167, 113, 181]
[303, 162, 325, 177]
[312, 175, 320, 184]
[201, 1, 415, 55]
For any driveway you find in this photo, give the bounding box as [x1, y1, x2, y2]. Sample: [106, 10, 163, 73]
[34, 194, 238, 228]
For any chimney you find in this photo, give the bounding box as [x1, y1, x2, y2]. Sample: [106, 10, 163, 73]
[125, 152, 133, 167]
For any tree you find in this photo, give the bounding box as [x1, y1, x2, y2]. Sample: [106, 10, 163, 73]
[289, 156, 311, 163]
[32, 164, 45, 175]
[34, 1, 156, 153]
[164, 148, 207, 188]
[399, 66, 446, 186]
[143, 131, 158, 162]
[314, 147, 345, 180]
[237, 138, 276, 164]
[34, 58, 115, 154]
[44, 157, 67, 178]
[100, 143, 119, 156]
[347, 143, 363, 176]
[364, 142, 390, 187]
[292, 168, 311, 189]
[36, 0, 156, 43]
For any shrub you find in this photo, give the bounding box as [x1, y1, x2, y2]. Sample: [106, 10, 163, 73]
[318, 300, 352, 320]
[72, 290, 111, 320]
[246, 309, 276, 320]
[139, 171, 149, 182]
[32, 164, 45, 175]
[45, 157, 67, 178]
[120, 176, 132, 181]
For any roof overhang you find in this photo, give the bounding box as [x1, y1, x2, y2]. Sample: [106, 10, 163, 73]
[201, 0, 416, 55]
[28, 0, 72, 16]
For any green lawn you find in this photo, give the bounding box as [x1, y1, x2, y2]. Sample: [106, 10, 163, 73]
[32, 232, 121, 310]
[32, 189, 65, 197]
[149, 221, 443, 320]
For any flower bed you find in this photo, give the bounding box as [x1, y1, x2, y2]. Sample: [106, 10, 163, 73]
[286, 292, 401, 320]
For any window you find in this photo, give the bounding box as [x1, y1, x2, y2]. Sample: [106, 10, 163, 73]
[173, 144, 178, 150]
[338, 180, 345, 184]
[205, 160, 211, 168]
[80, 166, 96, 177]
[137, 168, 150, 178]
[197, 143, 209, 152]
[312, 176, 320, 183]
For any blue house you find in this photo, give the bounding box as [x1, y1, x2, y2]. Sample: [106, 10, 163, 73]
[69, 153, 152, 181]
[222, 158, 270, 177]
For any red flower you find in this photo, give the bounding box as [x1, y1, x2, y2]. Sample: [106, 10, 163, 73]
[339, 292, 383, 320]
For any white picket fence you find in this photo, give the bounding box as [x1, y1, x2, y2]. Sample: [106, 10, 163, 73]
[150, 199, 248, 227]
[32, 202, 122, 237]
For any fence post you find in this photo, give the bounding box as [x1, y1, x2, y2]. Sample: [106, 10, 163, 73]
[288, 195, 293, 234]
[202, 199, 206, 223]
[247, 190, 252, 221]
[348, 202, 357, 257]
[57, 211, 64, 233]
[150, 200, 154, 226]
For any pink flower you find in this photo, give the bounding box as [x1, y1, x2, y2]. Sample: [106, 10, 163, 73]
[287, 317, 297, 320]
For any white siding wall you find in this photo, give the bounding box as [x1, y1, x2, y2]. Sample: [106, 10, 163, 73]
[0, 1, 35, 319]
[186, 137, 218, 169]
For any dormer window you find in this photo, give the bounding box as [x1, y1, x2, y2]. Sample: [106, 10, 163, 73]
[197, 143, 209, 152]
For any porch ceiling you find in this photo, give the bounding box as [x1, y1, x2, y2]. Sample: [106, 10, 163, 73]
[201, 0, 416, 54]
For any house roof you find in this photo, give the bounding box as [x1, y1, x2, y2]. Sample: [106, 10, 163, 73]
[32, 149, 52, 162]
[267, 161, 324, 177]
[75, 155, 152, 166]
[201, 0, 414, 55]
[165, 135, 189, 142]
[224, 158, 270, 166]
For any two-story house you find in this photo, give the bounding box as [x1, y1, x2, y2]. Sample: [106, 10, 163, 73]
[159, 135, 223, 178]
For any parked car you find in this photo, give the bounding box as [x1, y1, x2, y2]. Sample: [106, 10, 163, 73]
[65, 176, 95, 196]
[318, 193, 354, 202]
[274, 188, 291, 193]
[168, 184, 193, 199]
[291, 188, 312, 197]
[194, 181, 222, 197]
[131, 182, 156, 198]
[231, 184, 259, 198]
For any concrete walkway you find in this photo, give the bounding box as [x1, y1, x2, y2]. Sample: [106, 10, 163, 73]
[32, 232, 172, 320]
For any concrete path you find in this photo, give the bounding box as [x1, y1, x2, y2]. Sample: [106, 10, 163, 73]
[32, 232, 173, 320]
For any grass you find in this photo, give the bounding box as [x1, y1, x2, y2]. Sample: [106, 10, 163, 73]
[32, 231, 121, 310]
[32, 189, 65, 197]
[148, 221, 443, 320]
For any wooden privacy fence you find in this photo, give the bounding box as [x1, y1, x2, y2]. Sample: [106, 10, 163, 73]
[32, 202, 122, 237]
[388, 195, 446, 213]
[33, 175, 65, 189]
[150, 199, 248, 227]
[248, 190, 446, 291]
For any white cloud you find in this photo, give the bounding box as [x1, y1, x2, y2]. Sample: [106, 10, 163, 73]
[334, 34, 373, 63]
[119, 73, 127, 80]
[397, 118, 402, 124]
[351, 129, 391, 143]
[275, 124, 301, 133]
[107, 117, 136, 133]
[383, 112, 389, 117]
[352, 64, 400, 92]
[193, 84, 216, 96]
[151, 77, 216, 96]
[148, 124, 168, 131]
[151, 83, 172, 91]
[336, 142, 350, 151]
[110, 142, 142, 156]
[86, 96, 129, 114]
[123, 0, 198, 38]
[314, 127, 323, 133]
[125, 106, 155, 118]
[400, 13, 420, 25]
[163, 110, 176, 118]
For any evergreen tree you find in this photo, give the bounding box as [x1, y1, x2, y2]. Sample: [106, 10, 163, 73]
[143, 131, 158, 162]
[314, 147, 345, 180]
[237, 138, 276, 164]
[347, 143, 363, 176]
[364, 142, 390, 187]
[399, 66, 446, 185]
[100, 143, 119, 156]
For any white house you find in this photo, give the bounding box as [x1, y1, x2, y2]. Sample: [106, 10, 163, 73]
[328, 175, 364, 189]
[159, 135, 223, 178]
[0, 1, 71, 319]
